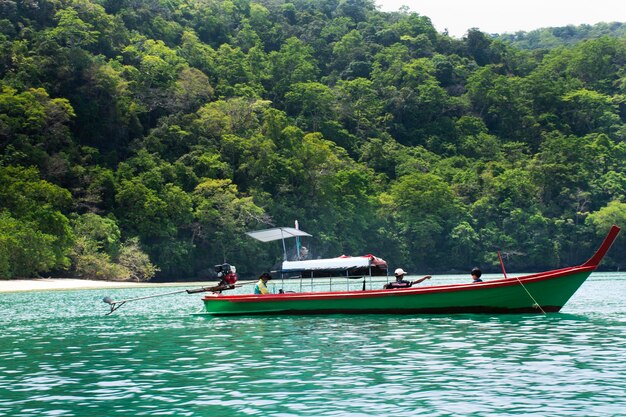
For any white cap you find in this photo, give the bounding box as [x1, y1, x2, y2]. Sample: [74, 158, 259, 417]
[230, 266, 236, 273]
[394, 268, 407, 276]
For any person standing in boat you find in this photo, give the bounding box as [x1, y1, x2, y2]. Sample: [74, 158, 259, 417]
[471, 267, 483, 283]
[254, 272, 272, 294]
[384, 268, 431, 289]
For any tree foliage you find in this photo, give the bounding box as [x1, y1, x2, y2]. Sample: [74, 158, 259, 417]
[1, 0, 626, 279]
[495, 22, 626, 50]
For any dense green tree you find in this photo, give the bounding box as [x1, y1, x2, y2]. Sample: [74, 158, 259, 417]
[466, 67, 538, 142]
[496, 22, 626, 50]
[380, 172, 465, 269]
[2, 0, 626, 279]
[586, 201, 626, 268]
[193, 177, 265, 270]
[285, 82, 336, 131]
[49, 8, 99, 49]
[0, 165, 73, 277]
[587, 201, 626, 234]
[268, 37, 319, 105]
[335, 77, 386, 137]
[561, 88, 620, 135]
[72, 212, 121, 255]
[565, 37, 626, 94]
[70, 212, 127, 280]
[331, 29, 369, 76]
[465, 29, 498, 66]
[0, 212, 58, 278]
[0, 86, 75, 167]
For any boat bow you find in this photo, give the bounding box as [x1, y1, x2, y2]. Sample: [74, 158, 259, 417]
[582, 224, 621, 268]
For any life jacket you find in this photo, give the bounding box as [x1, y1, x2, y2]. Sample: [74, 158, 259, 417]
[255, 279, 269, 294]
[384, 280, 412, 289]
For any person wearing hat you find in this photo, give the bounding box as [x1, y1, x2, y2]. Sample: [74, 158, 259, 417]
[384, 268, 432, 289]
[254, 272, 272, 294]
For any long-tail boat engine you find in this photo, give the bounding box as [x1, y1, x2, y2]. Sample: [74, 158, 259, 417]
[215, 263, 238, 287]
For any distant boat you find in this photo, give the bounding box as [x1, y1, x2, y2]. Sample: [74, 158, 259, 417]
[199, 225, 620, 316]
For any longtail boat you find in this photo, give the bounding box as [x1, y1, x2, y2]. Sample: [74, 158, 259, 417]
[198, 225, 620, 316]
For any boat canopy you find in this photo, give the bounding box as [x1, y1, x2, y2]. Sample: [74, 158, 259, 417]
[246, 227, 388, 276]
[280, 254, 388, 277]
[246, 227, 312, 242]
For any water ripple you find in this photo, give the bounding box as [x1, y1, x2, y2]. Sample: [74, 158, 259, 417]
[1, 274, 626, 416]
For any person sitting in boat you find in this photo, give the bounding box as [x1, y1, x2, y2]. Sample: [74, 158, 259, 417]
[298, 246, 310, 260]
[254, 272, 272, 294]
[471, 267, 483, 283]
[384, 268, 431, 289]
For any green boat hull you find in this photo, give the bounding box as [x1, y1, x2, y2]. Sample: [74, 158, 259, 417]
[200, 269, 591, 316]
[200, 225, 620, 316]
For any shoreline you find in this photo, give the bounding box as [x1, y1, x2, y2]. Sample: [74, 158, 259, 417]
[0, 278, 221, 293]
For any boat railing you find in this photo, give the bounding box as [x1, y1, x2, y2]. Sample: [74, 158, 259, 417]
[273, 272, 390, 293]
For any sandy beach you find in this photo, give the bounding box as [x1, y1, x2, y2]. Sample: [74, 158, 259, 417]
[0, 278, 216, 293]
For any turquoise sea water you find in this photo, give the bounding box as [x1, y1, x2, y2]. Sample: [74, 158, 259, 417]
[1, 272, 626, 417]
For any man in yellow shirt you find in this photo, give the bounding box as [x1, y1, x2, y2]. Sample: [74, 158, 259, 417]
[254, 272, 272, 294]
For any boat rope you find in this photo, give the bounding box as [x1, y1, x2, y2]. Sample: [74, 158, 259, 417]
[513, 276, 547, 315]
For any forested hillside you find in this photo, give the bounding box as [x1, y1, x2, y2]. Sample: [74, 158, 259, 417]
[495, 21, 626, 49]
[1, 0, 626, 280]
